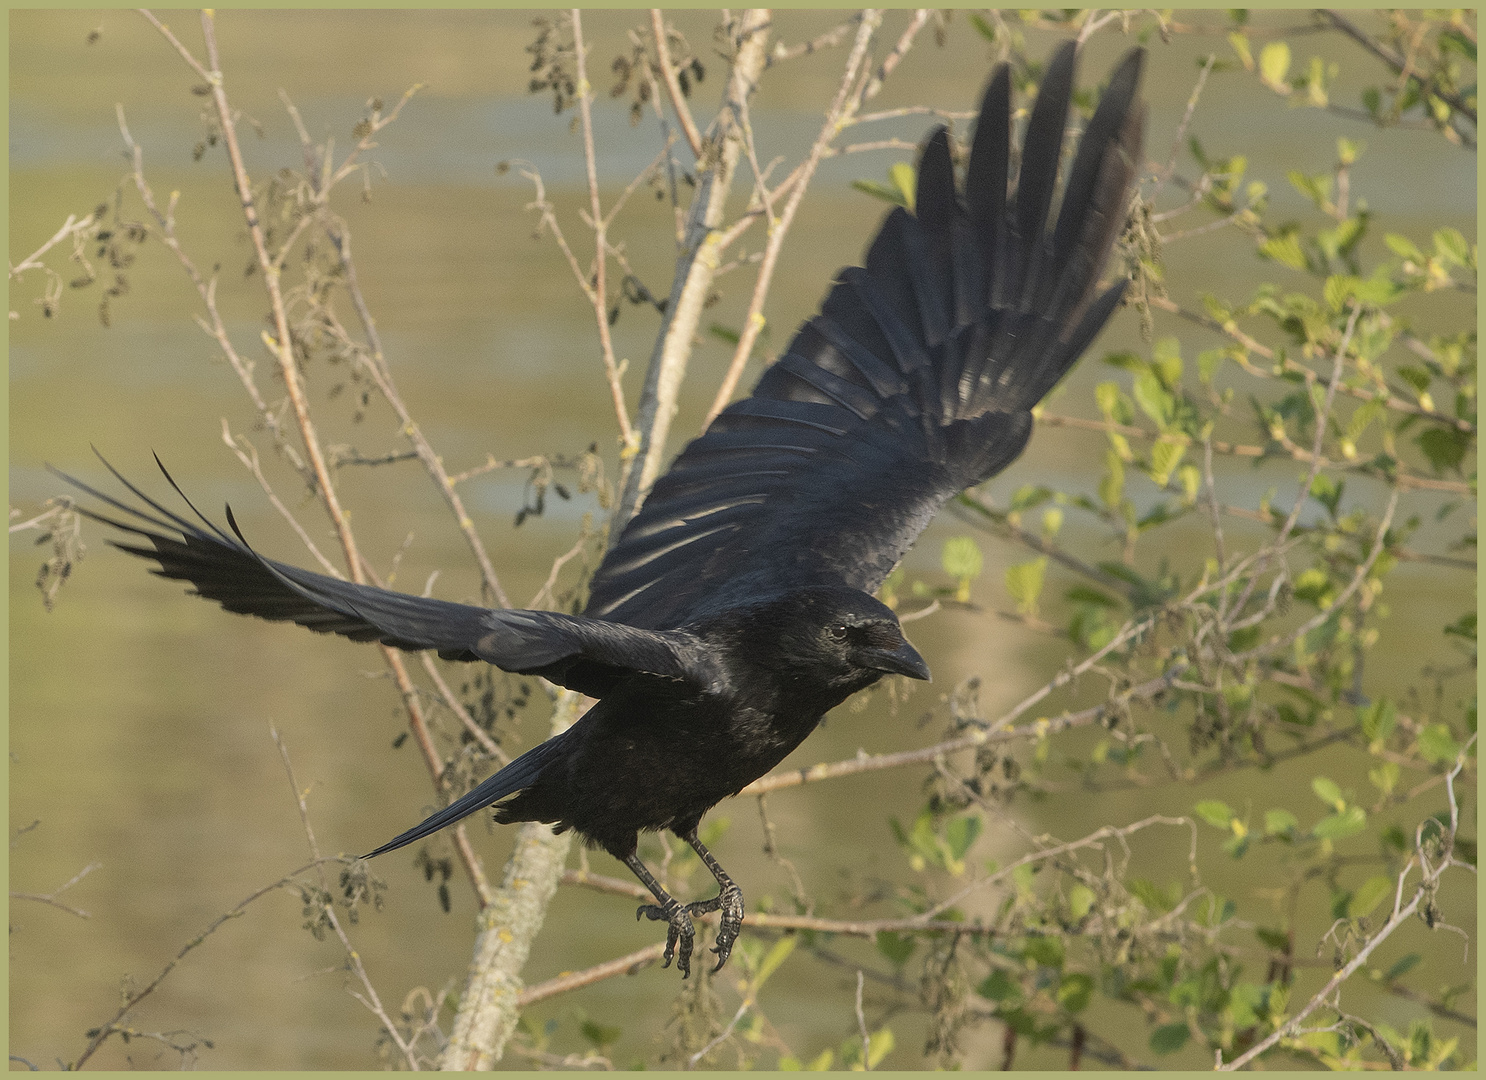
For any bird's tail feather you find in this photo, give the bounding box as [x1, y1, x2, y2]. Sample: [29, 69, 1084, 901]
[362, 728, 573, 859]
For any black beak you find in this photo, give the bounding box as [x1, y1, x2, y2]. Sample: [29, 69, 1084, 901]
[872, 639, 931, 681]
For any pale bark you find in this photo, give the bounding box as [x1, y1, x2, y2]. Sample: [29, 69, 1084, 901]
[438, 11, 773, 1067]
[614, 8, 773, 523]
[436, 690, 585, 1069]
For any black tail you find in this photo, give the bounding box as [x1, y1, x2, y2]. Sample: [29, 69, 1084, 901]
[362, 728, 574, 858]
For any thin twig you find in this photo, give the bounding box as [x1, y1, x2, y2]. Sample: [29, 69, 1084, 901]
[138, 8, 492, 905]
[273, 729, 420, 1069]
[1320, 10, 1476, 124]
[573, 10, 636, 452]
[706, 9, 895, 423]
[854, 970, 871, 1068]
[10, 861, 100, 919]
[1152, 54, 1216, 201]
[650, 10, 704, 159]
[72, 852, 350, 1068]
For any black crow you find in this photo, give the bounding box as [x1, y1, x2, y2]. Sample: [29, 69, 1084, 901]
[54, 42, 1144, 978]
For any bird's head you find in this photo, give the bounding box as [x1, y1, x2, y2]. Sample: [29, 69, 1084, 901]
[719, 586, 930, 696]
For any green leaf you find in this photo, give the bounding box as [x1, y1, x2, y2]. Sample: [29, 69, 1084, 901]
[1323, 274, 1360, 313]
[1067, 883, 1095, 921]
[1361, 699, 1397, 742]
[1150, 1022, 1191, 1054]
[941, 536, 984, 582]
[1009, 484, 1054, 512]
[1022, 935, 1064, 969]
[850, 178, 908, 208]
[1255, 926, 1290, 952]
[1264, 808, 1299, 836]
[1057, 972, 1094, 1013]
[1293, 567, 1331, 604]
[1149, 439, 1186, 487]
[1128, 878, 1180, 913]
[1258, 40, 1291, 92]
[1228, 30, 1253, 70]
[1313, 805, 1367, 840]
[1152, 337, 1183, 388]
[865, 1027, 895, 1070]
[1197, 348, 1227, 385]
[1444, 612, 1476, 641]
[1398, 365, 1432, 393]
[1384, 953, 1422, 981]
[1385, 233, 1427, 262]
[755, 934, 796, 988]
[1349, 875, 1393, 918]
[976, 968, 1020, 1002]
[581, 1020, 622, 1048]
[1433, 227, 1469, 268]
[1194, 800, 1235, 829]
[1368, 761, 1401, 795]
[1099, 448, 1125, 509]
[889, 161, 916, 213]
[1132, 369, 1175, 428]
[1311, 776, 1345, 809]
[1259, 231, 1307, 271]
[1417, 724, 1461, 764]
[1229, 982, 1268, 1028]
[945, 814, 982, 861]
[1066, 585, 1119, 608]
[875, 930, 916, 967]
[1004, 556, 1047, 616]
[969, 11, 996, 41]
[1276, 702, 1316, 727]
[1289, 169, 1332, 209]
[1416, 427, 1472, 474]
[1439, 27, 1476, 62]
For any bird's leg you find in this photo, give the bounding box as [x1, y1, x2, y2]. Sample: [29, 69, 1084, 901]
[678, 827, 745, 972]
[624, 852, 696, 978]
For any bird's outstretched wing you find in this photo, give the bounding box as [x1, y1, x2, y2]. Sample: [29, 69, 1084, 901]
[587, 45, 1144, 629]
[51, 456, 710, 697]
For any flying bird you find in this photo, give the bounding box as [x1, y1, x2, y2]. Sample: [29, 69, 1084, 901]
[55, 42, 1144, 978]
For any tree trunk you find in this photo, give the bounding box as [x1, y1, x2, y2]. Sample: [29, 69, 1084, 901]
[437, 10, 772, 1068]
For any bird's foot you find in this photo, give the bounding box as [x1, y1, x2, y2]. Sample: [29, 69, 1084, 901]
[637, 899, 696, 978]
[685, 882, 745, 972]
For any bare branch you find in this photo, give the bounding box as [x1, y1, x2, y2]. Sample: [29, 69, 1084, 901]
[10, 861, 100, 919]
[273, 729, 420, 1070]
[650, 10, 704, 159]
[707, 9, 895, 424]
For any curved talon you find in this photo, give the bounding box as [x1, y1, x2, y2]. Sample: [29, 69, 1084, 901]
[700, 883, 745, 972]
[636, 899, 695, 977]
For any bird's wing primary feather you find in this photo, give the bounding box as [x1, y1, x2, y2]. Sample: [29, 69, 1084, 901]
[587, 46, 1145, 629]
[51, 456, 710, 696]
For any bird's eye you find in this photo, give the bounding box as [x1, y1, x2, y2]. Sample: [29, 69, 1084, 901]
[828, 624, 849, 642]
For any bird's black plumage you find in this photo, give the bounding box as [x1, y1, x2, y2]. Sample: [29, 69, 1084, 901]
[54, 44, 1144, 978]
